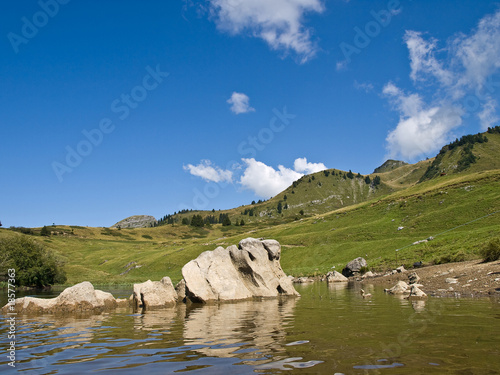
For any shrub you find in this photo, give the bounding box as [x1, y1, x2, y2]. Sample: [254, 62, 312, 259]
[141, 234, 153, 240]
[0, 236, 66, 287]
[359, 266, 370, 275]
[480, 239, 500, 262]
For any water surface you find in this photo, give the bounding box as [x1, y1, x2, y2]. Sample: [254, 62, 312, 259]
[1, 283, 499, 374]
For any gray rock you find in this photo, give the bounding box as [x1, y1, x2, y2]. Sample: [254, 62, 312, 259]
[408, 272, 420, 284]
[408, 285, 427, 298]
[396, 266, 406, 273]
[181, 238, 299, 303]
[385, 281, 409, 295]
[175, 279, 187, 301]
[445, 278, 458, 284]
[362, 271, 375, 278]
[342, 257, 367, 277]
[2, 281, 117, 314]
[111, 215, 157, 229]
[326, 271, 348, 282]
[133, 279, 178, 309]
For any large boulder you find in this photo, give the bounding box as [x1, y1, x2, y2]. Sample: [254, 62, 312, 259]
[181, 238, 299, 303]
[342, 257, 367, 277]
[133, 277, 178, 310]
[2, 282, 117, 314]
[326, 271, 348, 283]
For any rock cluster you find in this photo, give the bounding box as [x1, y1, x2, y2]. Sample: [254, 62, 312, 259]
[2, 238, 299, 314]
[384, 272, 427, 299]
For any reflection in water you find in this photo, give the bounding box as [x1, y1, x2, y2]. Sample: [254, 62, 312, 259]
[0, 285, 499, 374]
[183, 298, 296, 360]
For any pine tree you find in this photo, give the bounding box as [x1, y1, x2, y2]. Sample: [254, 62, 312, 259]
[222, 215, 232, 226]
[240, 219, 245, 226]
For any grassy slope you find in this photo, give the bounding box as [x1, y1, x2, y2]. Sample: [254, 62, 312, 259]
[2, 133, 498, 286]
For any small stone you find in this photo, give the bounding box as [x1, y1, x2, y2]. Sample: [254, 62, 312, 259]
[445, 278, 458, 284]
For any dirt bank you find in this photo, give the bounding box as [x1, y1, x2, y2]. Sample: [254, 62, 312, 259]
[362, 259, 500, 298]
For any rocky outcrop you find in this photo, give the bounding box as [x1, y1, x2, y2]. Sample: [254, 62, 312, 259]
[342, 257, 367, 277]
[181, 238, 299, 303]
[111, 215, 157, 229]
[326, 271, 348, 282]
[2, 282, 117, 314]
[132, 277, 178, 310]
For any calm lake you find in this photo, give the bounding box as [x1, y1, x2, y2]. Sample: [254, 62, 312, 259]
[1, 282, 499, 374]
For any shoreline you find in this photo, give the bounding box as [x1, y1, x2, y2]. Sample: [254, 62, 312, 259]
[358, 259, 500, 298]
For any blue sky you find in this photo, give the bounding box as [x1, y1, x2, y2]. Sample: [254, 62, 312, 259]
[1, 0, 500, 228]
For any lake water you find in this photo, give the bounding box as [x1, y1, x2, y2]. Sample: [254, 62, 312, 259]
[1, 282, 499, 374]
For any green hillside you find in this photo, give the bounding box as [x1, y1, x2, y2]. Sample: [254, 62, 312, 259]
[1, 129, 499, 286]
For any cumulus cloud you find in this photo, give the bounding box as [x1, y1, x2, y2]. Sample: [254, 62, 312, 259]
[205, 0, 325, 63]
[227, 92, 255, 114]
[293, 157, 327, 174]
[384, 10, 500, 160]
[384, 83, 463, 160]
[183, 160, 233, 183]
[239, 158, 303, 197]
[239, 157, 327, 197]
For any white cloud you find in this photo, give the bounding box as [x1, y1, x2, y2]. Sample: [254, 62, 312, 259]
[353, 80, 374, 93]
[478, 98, 499, 130]
[183, 160, 233, 183]
[239, 158, 303, 198]
[227, 92, 255, 114]
[293, 157, 327, 174]
[404, 30, 454, 87]
[384, 10, 500, 160]
[206, 0, 325, 63]
[239, 157, 326, 197]
[384, 83, 463, 160]
[452, 10, 500, 92]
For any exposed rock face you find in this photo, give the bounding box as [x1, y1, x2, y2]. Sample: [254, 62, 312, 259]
[2, 282, 117, 314]
[133, 277, 178, 310]
[326, 271, 348, 282]
[342, 257, 367, 277]
[373, 159, 408, 174]
[111, 215, 157, 229]
[182, 238, 299, 303]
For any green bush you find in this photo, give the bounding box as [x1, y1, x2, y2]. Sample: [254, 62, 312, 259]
[141, 234, 153, 240]
[0, 236, 66, 287]
[480, 239, 500, 262]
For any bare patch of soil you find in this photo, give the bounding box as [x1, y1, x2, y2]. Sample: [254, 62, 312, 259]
[363, 259, 500, 298]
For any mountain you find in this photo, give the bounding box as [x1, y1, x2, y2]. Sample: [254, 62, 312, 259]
[111, 215, 157, 229]
[2, 128, 499, 284]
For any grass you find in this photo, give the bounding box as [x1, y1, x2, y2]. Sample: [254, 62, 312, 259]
[2, 132, 499, 286]
[1, 169, 498, 286]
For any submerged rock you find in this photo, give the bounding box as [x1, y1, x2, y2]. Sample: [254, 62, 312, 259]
[181, 238, 299, 303]
[2, 282, 117, 314]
